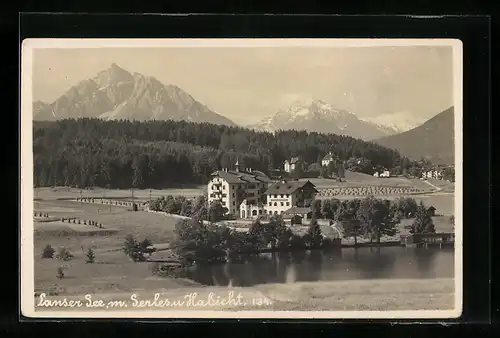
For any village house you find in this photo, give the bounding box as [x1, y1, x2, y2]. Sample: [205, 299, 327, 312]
[207, 159, 273, 218]
[421, 169, 443, 180]
[374, 169, 390, 178]
[283, 157, 301, 173]
[264, 179, 318, 216]
[282, 207, 313, 225]
[321, 151, 337, 167]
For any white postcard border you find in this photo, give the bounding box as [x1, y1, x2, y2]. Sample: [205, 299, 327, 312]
[20, 38, 463, 319]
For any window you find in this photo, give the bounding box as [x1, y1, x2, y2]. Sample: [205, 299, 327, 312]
[232, 186, 235, 190]
[280, 194, 284, 198]
[281, 202, 284, 206]
[232, 193, 235, 197]
[233, 201, 235, 206]
[274, 194, 278, 198]
[286, 202, 290, 206]
[286, 194, 289, 198]
[269, 202, 272, 206]
[274, 202, 277, 206]
[223, 185, 226, 190]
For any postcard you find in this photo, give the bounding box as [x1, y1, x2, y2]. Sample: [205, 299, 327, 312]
[21, 38, 462, 319]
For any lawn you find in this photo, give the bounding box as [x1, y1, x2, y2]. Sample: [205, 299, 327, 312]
[33, 198, 187, 296]
[33, 254, 198, 297]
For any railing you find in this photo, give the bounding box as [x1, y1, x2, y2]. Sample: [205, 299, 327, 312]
[400, 233, 454, 246]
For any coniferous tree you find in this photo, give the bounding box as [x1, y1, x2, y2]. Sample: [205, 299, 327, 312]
[306, 216, 322, 249]
[85, 248, 95, 264]
[33, 119, 408, 189]
[411, 202, 436, 234]
[41, 244, 55, 259]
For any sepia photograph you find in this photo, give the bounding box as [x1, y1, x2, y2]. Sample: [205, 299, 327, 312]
[21, 38, 462, 319]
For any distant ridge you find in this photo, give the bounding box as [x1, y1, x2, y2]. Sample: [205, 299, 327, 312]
[248, 98, 399, 141]
[32, 63, 237, 127]
[373, 106, 455, 165]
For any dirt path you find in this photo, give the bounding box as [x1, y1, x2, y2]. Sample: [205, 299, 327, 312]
[421, 180, 443, 192]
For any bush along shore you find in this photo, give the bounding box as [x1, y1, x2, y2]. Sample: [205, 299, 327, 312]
[136, 195, 443, 279]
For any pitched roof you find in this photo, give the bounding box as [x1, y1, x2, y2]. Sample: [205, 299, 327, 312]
[322, 153, 336, 161]
[264, 180, 318, 195]
[283, 207, 312, 215]
[285, 157, 300, 165]
[210, 170, 272, 184]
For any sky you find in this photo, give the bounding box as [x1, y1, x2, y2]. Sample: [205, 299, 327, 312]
[32, 45, 454, 125]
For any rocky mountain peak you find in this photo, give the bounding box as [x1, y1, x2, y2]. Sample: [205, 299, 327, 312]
[249, 98, 400, 141]
[32, 64, 237, 127]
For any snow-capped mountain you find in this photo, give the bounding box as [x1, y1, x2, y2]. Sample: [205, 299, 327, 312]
[32, 63, 237, 127]
[360, 112, 426, 134]
[248, 99, 399, 141]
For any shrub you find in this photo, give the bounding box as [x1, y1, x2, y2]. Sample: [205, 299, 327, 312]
[305, 219, 323, 249]
[150, 262, 184, 278]
[85, 248, 95, 264]
[41, 244, 55, 259]
[172, 219, 227, 265]
[123, 234, 152, 262]
[289, 234, 307, 250]
[56, 266, 65, 279]
[56, 247, 74, 261]
[132, 203, 138, 212]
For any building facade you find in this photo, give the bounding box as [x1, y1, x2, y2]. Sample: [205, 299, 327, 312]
[321, 152, 336, 167]
[207, 160, 273, 218]
[264, 180, 318, 216]
[284, 157, 300, 173]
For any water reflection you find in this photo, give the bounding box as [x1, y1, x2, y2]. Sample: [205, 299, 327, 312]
[184, 247, 454, 287]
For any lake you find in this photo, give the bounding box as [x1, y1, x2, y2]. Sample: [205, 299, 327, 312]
[185, 247, 455, 287]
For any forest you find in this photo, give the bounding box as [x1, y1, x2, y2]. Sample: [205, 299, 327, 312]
[33, 118, 412, 189]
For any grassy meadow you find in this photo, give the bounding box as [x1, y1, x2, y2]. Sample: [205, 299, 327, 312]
[34, 278, 455, 312]
[30, 173, 455, 311]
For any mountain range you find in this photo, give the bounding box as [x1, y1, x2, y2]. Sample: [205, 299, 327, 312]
[247, 99, 421, 141]
[32, 64, 451, 156]
[372, 106, 455, 165]
[32, 63, 237, 127]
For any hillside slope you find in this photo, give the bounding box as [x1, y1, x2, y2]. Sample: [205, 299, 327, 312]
[373, 107, 455, 165]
